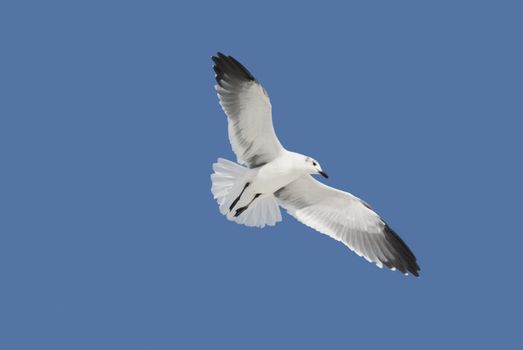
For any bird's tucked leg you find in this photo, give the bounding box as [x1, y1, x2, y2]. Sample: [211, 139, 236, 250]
[229, 182, 250, 211]
[234, 193, 261, 217]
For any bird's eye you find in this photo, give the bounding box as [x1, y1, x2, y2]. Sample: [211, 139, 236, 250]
[312, 161, 317, 166]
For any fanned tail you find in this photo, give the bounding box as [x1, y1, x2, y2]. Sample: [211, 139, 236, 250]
[211, 158, 282, 228]
[211, 158, 247, 215]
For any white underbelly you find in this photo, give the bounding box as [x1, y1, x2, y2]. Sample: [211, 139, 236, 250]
[252, 161, 301, 194]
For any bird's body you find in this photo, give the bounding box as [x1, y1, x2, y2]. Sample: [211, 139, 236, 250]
[224, 151, 316, 219]
[210, 52, 421, 277]
[251, 151, 312, 194]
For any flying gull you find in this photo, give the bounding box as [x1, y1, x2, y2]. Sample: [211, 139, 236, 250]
[210, 52, 420, 277]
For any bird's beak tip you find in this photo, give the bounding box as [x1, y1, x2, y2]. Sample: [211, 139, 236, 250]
[318, 171, 329, 179]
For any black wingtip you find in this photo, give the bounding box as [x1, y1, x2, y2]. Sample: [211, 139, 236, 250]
[212, 52, 256, 85]
[383, 225, 420, 277]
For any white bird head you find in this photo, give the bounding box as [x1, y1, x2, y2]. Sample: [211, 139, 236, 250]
[304, 156, 328, 179]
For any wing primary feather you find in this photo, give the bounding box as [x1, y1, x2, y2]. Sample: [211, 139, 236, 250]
[383, 225, 420, 276]
[213, 52, 256, 84]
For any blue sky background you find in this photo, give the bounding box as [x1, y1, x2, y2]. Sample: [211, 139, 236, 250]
[1, 1, 522, 349]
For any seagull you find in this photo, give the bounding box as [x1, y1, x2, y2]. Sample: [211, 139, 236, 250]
[210, 52, 420, 277]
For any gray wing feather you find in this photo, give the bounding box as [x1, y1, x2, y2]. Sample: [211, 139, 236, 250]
[212, 53, 284, 168]
[275, 176, 420, 276]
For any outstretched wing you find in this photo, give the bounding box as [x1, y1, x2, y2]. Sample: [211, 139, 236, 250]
[212, 52, 284, 168]
[275, 176, 420, 276]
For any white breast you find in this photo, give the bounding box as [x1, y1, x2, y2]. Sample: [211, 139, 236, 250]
[252, 152, 304, 194]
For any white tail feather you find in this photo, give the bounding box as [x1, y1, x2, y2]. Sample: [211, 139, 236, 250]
[211, 158, 282, 228]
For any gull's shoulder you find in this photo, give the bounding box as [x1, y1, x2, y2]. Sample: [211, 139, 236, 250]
[267, 150, 304, 169]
